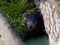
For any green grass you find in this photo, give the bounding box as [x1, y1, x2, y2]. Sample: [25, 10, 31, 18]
[0, 0, 36, 36]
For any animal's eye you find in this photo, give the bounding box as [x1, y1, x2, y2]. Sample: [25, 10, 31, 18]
[26, 19, 29, 22]
[27, 20, 29, 22]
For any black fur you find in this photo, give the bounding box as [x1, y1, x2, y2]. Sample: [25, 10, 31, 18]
[22, 13, 46, 41]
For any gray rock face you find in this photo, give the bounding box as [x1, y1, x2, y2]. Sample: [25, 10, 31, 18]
[0, 11, 24, 45]
[34, 0, 60, 45]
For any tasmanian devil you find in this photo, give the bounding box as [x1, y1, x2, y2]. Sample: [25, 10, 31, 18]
[22, 11, 45, 41]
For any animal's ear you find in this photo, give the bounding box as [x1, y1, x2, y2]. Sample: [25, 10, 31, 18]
[23, 13, 29, 21]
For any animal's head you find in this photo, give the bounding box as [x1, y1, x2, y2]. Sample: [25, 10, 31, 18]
[23, 13, 43, 31]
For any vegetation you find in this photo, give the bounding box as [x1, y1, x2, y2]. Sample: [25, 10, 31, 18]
[0, 0, 35, 36]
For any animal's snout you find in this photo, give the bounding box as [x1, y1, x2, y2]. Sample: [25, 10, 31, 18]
[29, 25, 32, 29]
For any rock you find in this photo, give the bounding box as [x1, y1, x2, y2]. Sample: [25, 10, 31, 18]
[34, 0, 60, 45]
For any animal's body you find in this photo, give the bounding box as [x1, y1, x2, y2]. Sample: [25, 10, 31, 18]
[22, 12, 46, 41]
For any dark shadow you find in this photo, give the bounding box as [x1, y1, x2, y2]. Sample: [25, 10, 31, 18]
[25, 34, 49, 45]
